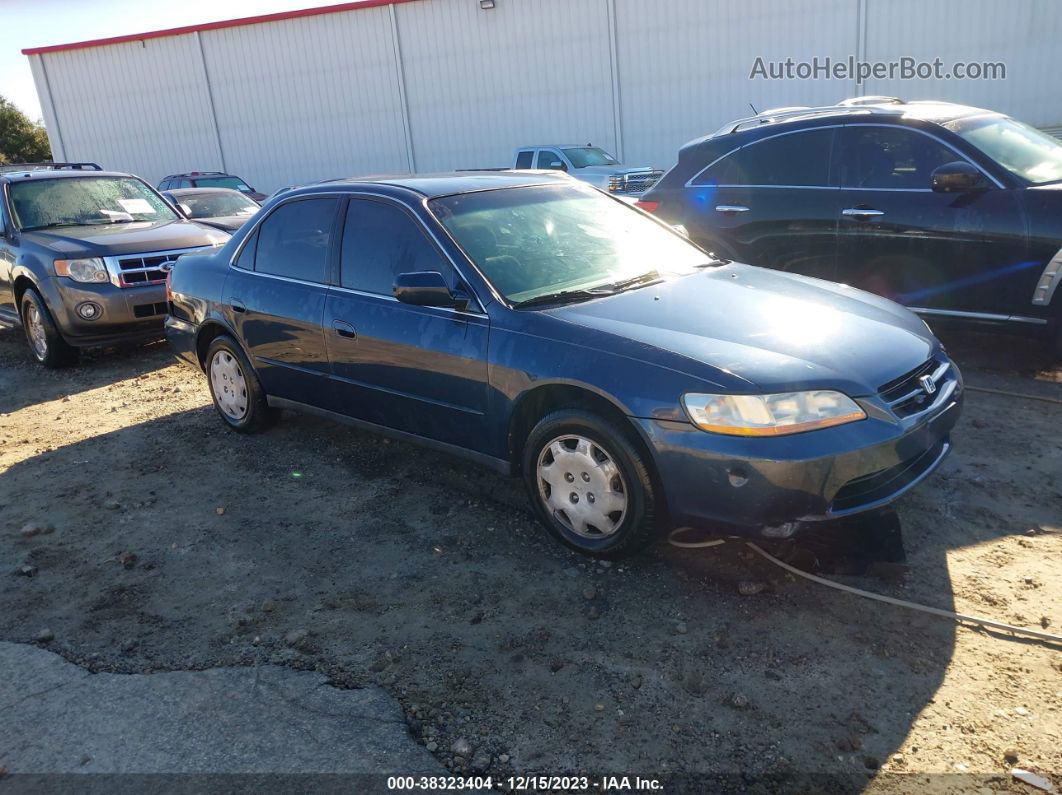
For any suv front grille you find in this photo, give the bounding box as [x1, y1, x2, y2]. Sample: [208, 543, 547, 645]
[877, 356, 952, 418]
[105, 247, 209, 288]
[619, 170, 664, 195]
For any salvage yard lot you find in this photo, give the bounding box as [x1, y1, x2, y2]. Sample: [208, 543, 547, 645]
[1, 325, 1060, 791]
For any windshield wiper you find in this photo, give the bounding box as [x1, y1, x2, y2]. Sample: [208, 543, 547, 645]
[592, 271, 663, 292]
[513, 288, 614, 309]
[20, 221, 109, 231]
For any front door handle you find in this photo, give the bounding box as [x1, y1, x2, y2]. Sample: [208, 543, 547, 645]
[715, 205, 750, 213]
[229, 301, 246, 313]
[841, 207, 885, 219]
[332, 319, 356, 339]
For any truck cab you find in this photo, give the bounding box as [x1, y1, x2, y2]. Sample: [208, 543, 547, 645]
[512, 145, 663, 196]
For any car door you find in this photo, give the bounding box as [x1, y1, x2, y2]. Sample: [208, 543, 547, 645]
[224, 196, 339, 402]
[834, 123, 1028, 314]
[324, 196, 491, 452]
[683, 126, 841, 279]
[0, 194, 16, 321]
[535, 149, 567, 172]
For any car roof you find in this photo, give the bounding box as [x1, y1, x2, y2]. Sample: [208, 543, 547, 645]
[520, 144, 600, 149]
[166, 187, 249, 196]
[321, 170, 571, 198]
[0, 169, 136, 183]
[686, 98, 1004, 149]
[164, 171, 236, 178]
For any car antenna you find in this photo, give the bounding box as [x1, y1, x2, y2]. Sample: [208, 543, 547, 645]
[748, 102, 758, 115]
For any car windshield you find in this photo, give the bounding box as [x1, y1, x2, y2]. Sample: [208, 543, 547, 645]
[947, 116, 1062, 185]
[178, 191, 259, 219]
[10, 176, 178, 230]
[429, 183, 712, 304]
[194, 176, 252, 191]
[562, 147, 619, 168]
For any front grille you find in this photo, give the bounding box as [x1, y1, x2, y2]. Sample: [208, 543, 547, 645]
[619, 170, 664, 195]
[133, 302, 168, 318]
[877, 356, 950, 418]
[106, 247, 208, 288]
[831, 439, 947, 513]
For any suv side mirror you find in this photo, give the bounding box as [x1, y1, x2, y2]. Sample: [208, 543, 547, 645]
[931, 161, 987, 193]
[394, 271, 469, 310]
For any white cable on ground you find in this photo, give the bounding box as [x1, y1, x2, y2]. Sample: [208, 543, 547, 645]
[744, 541, 1062, 645]
[666, 528, 1062, 645]
[964, 385, 1062, 406]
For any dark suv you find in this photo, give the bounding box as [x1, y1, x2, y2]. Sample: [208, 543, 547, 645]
[158, 172, 267, 203]
[0, 163, 229, 366]
[640, 98, 1062, 353]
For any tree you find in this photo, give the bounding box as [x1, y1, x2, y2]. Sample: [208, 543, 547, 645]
[0, 96, 51, 164]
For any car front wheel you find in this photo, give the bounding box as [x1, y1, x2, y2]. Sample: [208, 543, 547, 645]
[205, 335, 277, 432]
[522, 409, 661, 559]
[21, 289, 78, 368]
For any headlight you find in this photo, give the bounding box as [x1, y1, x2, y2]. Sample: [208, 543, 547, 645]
[607, 175, 624, 192]
[682, 391, 866, 436]
[54, 258, 109, 283]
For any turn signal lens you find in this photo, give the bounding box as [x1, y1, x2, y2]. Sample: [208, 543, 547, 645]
[54, 258, 109, 283]
[682, 391, 866, 436]
[634, 200, 659, 213]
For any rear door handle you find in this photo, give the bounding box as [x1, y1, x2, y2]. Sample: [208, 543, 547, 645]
[842, 207, 885, 219]
[715, 205, 750, 213]
[332, 319, 356, 339]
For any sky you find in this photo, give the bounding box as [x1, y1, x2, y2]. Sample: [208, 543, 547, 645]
[0, 0, 361, 120]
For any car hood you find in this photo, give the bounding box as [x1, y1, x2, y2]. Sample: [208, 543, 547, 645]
[546, 263, 939, 396]
[193, 215, 253, 233]
[576, 165, 657, 176]
[22, 220, 229, 257]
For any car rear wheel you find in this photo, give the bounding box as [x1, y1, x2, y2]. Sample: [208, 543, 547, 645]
[522, 409, 660, 559]
[205, 336, 277, 432]
[20, 289, 78, 368]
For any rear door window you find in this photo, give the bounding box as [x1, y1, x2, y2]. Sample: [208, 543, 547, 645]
[340, 199, 453, 295]
[839, 125, 961, 190]
[254, 198, 337, 283]
[515, 150, 534, 169]
[692, 128, 834, 187]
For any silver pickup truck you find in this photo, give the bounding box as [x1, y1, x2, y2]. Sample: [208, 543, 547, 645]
[512, 145, 663, 196]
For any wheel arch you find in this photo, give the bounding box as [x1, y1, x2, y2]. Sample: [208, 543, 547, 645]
[195, 318, 241, 370]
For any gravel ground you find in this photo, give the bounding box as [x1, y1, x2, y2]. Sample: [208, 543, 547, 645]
[1, 324, 1059, 792]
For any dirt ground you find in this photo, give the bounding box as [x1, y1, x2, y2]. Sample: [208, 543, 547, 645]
[1, 322, 1060, 793]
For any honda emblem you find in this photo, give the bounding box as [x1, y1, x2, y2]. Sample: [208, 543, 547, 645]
[919, 374, 937, 395]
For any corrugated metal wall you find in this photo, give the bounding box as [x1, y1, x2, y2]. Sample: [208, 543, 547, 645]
[27, 0, 1062, 193]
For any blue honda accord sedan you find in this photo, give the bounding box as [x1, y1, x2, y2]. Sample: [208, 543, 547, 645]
[165, 172, 962, 558]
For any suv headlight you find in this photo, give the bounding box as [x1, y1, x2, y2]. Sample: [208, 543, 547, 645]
[54, 258, 109, 284]
[682, 391, 866, 436]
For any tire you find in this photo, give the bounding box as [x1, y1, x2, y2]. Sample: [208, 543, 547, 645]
[20, 289, 78, 368]
[522, 409, 661, 559]
[205, 335, 278, 433]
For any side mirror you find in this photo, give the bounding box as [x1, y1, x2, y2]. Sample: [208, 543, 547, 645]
[394, 271, 469, 310]
[546, 160, 567, 172]
[178, 203, 193, 217]
[931, 161, 986, 193]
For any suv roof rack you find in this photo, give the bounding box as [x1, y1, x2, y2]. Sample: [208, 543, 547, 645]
[837, 95, 903, 106]
[711, 99, 917, 138]
[0, 161, 102, 173]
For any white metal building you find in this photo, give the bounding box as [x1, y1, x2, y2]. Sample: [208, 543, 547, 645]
[24, 0, 1062, 194]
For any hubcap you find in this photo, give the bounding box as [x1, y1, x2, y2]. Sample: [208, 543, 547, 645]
[24, 304, 48, 360]
[209, 350, 249, 420]
[537, 434, 628, 538]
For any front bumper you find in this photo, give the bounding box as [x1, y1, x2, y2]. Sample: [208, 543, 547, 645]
[46, 278, 168, 347]
[636, 365, 963, 535]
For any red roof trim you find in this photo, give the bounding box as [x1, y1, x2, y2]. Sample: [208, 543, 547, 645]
[21, 0, 421, 55]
